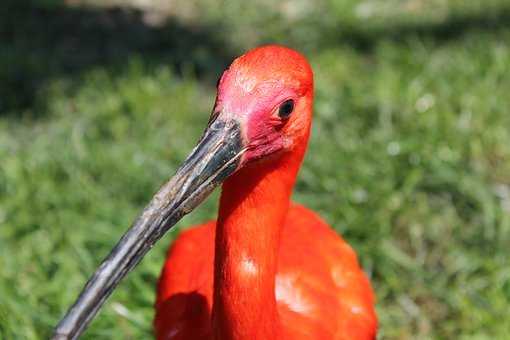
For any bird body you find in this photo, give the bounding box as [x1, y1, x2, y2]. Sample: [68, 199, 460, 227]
[52, 44, 378, 340]
[154, 44, 377, 340]
[156, 205, 376, 340]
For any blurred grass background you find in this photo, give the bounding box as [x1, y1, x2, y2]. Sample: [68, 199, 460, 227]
[2, 0, 510, 338]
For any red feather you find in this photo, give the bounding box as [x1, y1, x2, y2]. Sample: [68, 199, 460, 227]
[154, 45, 377, 340]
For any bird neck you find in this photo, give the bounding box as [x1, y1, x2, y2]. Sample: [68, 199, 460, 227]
[212, 147, 305, 340]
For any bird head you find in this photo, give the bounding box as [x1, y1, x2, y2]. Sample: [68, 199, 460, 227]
[53, 45, 314, 339]
[214, 45, 314, 166]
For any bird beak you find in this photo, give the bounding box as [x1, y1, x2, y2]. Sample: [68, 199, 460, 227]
[52, 117, 244, 340]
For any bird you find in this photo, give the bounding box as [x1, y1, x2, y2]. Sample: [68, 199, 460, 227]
[51, 44, 377, 340]
[154, 45, 377, 340]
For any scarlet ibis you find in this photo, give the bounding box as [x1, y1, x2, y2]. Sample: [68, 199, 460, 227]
[53, 45, 377, 340]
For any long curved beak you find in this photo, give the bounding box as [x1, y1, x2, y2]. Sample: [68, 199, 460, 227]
[52, 117, 244, 340]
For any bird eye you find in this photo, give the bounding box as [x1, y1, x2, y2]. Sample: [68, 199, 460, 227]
[278, 99, 294, 119]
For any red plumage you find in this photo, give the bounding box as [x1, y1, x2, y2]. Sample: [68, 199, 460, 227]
[154, 45, 377, 340]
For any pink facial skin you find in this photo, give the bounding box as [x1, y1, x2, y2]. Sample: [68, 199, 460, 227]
[212, 45, 314, 165]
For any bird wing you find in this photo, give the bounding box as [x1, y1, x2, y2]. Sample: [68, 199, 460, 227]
[155, 222, 215, 340]
[276, 204, 377, 340]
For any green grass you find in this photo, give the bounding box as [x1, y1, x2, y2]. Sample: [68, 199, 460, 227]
[2, 0, 510, 339]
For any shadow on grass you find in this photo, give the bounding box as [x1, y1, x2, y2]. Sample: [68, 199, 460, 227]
[324, 5, 510, 52]
[1, 0, 236, 116]
[3, 0, 510, 116]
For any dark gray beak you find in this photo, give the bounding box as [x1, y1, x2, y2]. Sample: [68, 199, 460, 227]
[52, 117, 244, 340]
